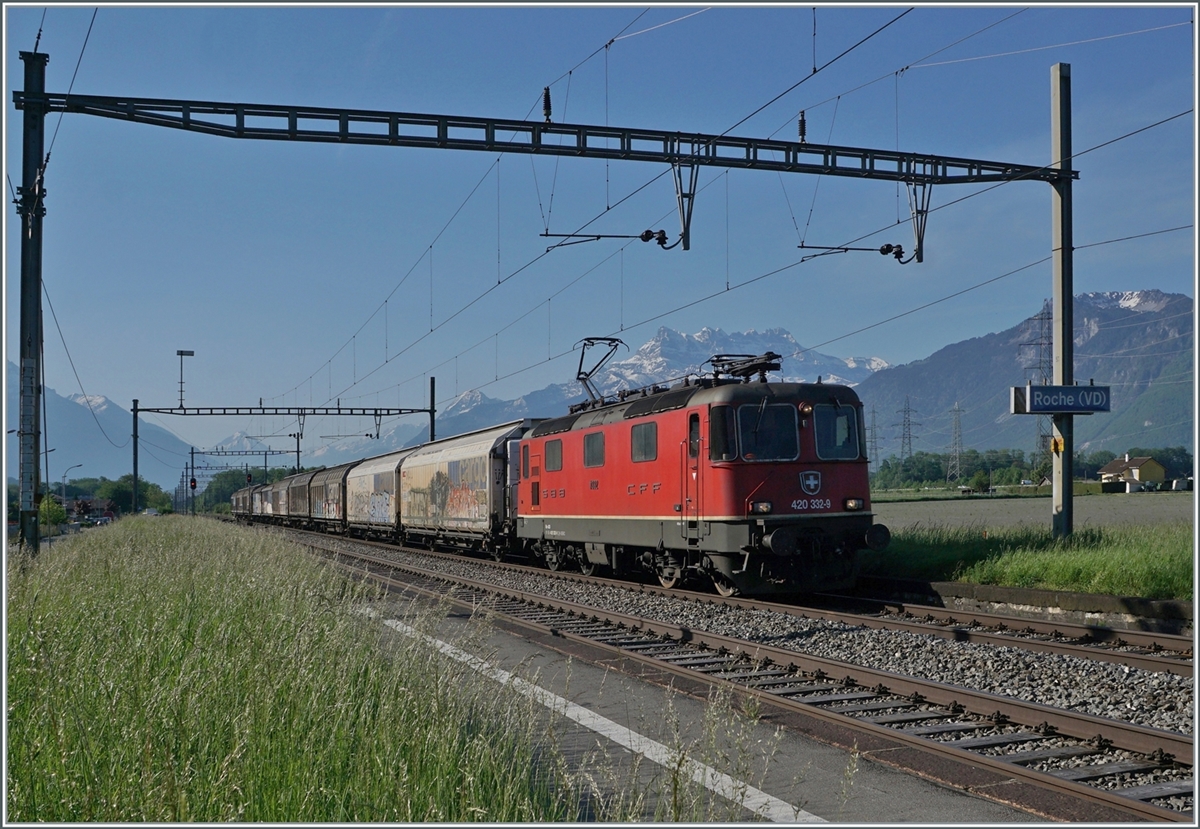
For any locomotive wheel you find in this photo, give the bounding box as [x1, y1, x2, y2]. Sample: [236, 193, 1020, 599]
[579, 560, 597, 577]
[712, 576, 739, 598]
[538, 541, 562, 570]
[657, 571, 680, 589]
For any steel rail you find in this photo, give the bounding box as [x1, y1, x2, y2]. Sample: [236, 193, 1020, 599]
[319, 545, 1190, 822]
[807, 593, 1193, 671]
[317, 541, 1191, 761]
[276, 526, 1192, 675]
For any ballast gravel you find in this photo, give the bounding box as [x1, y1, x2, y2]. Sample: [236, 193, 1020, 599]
[322, 538, 1194, 737]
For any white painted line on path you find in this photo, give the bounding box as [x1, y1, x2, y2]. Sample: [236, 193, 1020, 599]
[385, 619, 825, 823]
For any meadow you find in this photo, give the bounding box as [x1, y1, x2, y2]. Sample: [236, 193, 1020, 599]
[861, 498, 1193, 601]
[6, 516, 797, 822]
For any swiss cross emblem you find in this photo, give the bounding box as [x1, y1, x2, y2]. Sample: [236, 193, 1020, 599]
[800, 471, 821, 495]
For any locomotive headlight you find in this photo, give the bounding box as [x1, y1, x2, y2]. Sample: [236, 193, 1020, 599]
[750, 501, 773, 514]
[844, 498, 865, 511]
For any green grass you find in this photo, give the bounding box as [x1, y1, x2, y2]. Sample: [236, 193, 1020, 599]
[8, 517, 817, 822]
[859, 521, 1194, 600]
[6, 517, 576, 822]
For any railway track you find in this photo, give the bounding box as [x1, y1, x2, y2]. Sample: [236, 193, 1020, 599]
[285, 530, 1193, 821]
[275, 526, 1191, 676]
[785, 594, 1193, 677]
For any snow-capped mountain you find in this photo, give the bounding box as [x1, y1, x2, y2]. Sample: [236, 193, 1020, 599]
[423, 326, 889, 444]
[4, 367, 193, 490]
[593, 327, 887, 392]
[854, 290, 1194, 459]
[1075, 291, 1175, 313]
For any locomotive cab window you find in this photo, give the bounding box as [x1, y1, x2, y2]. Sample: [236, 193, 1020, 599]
[738, 402, 799, 461]
[814, 404, 861, 460]
[584, 432, 605, 467]
[521, 444, 529, 479]
[545, 439, 563, 472]
[708, 405, 737, 461]
[688, 413, 700, 458]
[631, 422, 656, 462]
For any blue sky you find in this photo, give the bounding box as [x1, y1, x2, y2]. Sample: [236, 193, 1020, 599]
[4, 4, 1195, 458]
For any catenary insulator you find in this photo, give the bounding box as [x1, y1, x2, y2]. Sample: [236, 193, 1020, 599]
[543, 87, 552, 123]
[798, 111, 807, 144]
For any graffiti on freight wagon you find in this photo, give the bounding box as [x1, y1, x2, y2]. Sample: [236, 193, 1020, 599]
[402, 456, 490, 528]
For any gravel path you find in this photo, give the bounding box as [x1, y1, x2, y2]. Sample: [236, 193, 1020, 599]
[323, 537, 1194, 737]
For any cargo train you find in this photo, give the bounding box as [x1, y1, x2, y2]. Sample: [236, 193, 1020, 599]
[232, 352, 890, 596]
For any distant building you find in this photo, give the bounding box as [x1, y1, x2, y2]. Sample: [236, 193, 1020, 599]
[1097, 454, 1167, 485]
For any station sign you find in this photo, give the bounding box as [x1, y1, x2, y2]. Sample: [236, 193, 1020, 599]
[1010, 384, 1110, 415]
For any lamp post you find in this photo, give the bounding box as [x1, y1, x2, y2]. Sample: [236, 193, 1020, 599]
[177, 349, 194, 409]
[61, 463, 82, 518]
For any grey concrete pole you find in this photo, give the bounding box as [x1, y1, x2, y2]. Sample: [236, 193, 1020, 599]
[18, 51, 49, 554]
[1051, 63, 1074, 538]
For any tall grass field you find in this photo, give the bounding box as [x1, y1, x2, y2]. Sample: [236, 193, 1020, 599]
[8, 517, 801, 822]
[860, 522, 1194, 601]
[7, 517, 577, 822]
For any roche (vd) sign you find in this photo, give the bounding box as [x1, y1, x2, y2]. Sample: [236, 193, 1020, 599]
[1011, 385, 1111, 415]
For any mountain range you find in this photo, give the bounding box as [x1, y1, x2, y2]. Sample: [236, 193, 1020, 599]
[852, 290, 1193, 459]
[7, 290, 1192, 491]
[4, 370, 193, 491]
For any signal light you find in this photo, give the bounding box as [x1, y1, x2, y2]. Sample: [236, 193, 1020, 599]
[246, 473, 253, 484]
[189, 477, 197, 490]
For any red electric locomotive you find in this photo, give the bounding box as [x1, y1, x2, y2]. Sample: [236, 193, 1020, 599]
[515, 352, 890, 596]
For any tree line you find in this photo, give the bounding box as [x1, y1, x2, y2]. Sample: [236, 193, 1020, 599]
[871, 446, 1193, 490]
[7, 474, 173, 524]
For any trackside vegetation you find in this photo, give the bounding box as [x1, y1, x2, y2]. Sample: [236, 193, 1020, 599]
[7, 517, 576, 822]
[7, 517, 805, 822]
[860, 522, 1193, 601]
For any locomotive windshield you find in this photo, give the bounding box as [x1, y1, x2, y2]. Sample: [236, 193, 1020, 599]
[737, 403, 799, 461]
[814, 404, 861, 460]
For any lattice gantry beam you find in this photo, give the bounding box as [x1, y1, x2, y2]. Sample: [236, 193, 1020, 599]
[13, 91, 1075, 186]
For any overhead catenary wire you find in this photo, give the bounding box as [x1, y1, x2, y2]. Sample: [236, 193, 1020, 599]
[332, 101, 1194, 421]
[44, 8, 99, 169]
[338, 87, 1192, 420]
[308, 10, 914, 411]
[720, 8, 913, 138]
[912, 21, 1191, 69]
[268, 8, 656, 410]
[42, 280, 128, 449]
[396, 217, 1194, 420]
[276, 11, 1185, 427]
[269, 6, 923, 430]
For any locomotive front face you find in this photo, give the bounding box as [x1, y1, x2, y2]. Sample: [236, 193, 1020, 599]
[696, 383, 882, 592]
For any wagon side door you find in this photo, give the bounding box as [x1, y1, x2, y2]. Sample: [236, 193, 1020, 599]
[524, 443, 541, 514]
